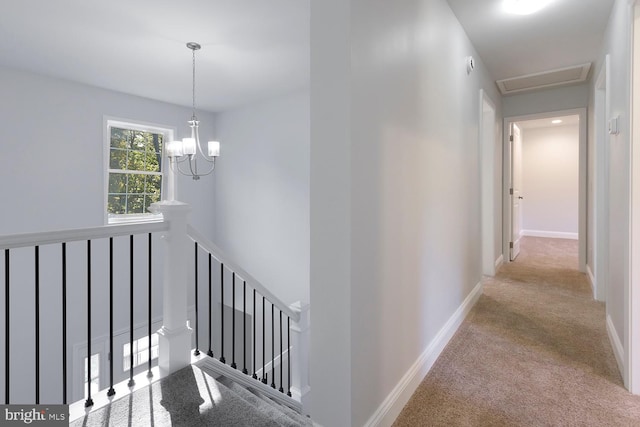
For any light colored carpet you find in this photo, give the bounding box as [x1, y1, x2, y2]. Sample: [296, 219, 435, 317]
[393, 237, 640, 426]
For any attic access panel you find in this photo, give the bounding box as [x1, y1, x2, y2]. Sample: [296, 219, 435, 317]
[496, 63, 591, 95]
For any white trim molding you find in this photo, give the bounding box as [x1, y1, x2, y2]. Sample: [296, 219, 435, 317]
[363, 281, 484, 427]
[586, 264, 596, 299]
[494, 254, 504, 271]
[521, 230, 578, 240]
[607, 315, 625, 378]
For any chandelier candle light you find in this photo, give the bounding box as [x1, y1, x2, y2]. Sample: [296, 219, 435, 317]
[167, 42, 221, 192]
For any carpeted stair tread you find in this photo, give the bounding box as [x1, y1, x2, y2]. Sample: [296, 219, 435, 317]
[216, 375, 311, 426]
[70, 365, 300, 427]
[246, 386, 312, 426]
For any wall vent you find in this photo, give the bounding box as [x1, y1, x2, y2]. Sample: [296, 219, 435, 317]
[496, 63, 591, 95]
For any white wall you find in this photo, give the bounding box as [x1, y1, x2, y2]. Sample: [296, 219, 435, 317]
[521, 124, 580, 237]
[311, 0, 503, 425]
[503, 84, 589, 118]
[212, 90, 310, 305]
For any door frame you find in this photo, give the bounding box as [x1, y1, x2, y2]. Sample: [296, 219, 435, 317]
[628, 0, 640, 394]
[594, 55, 610, 303]
[502, 108, 588, 272]
[480, 89, 498, 275]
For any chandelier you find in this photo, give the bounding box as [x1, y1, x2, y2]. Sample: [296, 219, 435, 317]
[167, 42, 220, 180]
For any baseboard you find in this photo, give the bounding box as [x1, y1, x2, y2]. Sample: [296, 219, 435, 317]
[521, 230, 578, 240]
[586, 264, 595, 298]
[494, 254, 504, 271]
[606, 315, 625, 378]
[363, 281, 484, 427]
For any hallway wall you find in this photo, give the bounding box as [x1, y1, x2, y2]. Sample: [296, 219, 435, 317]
[311, 0, 503, 425]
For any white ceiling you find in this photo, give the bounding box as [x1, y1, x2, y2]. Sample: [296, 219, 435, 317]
[446, 0, 615, 83]
[0, 0, 309, 112]
[0, 1, 616, 111]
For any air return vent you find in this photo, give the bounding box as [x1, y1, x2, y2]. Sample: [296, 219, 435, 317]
[496, 63, 591, 95]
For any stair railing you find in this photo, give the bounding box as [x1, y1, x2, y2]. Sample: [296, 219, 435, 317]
[0, 220, 167, 406]
[187, 225, 310, 413]
[0, 200, 310, 416]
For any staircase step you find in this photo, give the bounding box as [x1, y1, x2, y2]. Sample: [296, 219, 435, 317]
[217, 376, 312, 426]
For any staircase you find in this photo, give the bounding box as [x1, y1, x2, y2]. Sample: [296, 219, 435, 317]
[0, 200, 311, 424]
[69, 364, 312, 426]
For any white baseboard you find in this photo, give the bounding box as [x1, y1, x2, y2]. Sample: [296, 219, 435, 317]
[521, 230, 578, 240]
[363, 281, 484, 427]
[586, 264, 595, 298]
[606, 315, 625, 378]
[494, 254, 504, 271]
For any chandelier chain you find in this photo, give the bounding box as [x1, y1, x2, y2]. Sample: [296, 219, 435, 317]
[192, 48, 197, 116]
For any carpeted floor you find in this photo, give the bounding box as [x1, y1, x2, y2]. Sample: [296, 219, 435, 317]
[393, 237, 640, 426]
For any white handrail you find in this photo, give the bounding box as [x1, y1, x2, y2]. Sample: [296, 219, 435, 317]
[0, 221, 169, 250]
[187, 224, 300, 322]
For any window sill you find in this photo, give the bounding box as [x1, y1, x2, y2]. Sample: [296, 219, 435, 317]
[107, 213, 164, 225]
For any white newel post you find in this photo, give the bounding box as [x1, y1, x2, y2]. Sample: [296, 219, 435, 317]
[149, 200, 193, 376]
[290, 301, 311, 414]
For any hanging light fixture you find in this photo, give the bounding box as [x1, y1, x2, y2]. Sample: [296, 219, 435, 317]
[167, 42, 220, 180]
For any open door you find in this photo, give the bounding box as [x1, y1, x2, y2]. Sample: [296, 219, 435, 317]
[510, 123, 523, 261]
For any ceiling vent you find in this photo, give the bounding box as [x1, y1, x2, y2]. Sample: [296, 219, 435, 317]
[496, 63, 591, 95]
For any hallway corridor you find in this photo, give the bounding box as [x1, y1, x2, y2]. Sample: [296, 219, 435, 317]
[393, 237, 640, 426]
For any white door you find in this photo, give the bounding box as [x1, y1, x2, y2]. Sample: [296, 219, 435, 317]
[511, 123, 523, 260]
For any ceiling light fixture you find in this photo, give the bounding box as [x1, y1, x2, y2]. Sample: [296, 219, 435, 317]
[552, 119, 563, 124]
[503, 0, 554, 15]
[166, 42, 220, 180]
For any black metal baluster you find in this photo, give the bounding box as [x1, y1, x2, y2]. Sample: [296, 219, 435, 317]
[262, 296, 267, 384]
[231, 273, 236, 369]
[147, 233, 153, 378]
[194, 242, 200, 356]
[85, 240, 93, 407]
[62, 243, 67, 404]
[207, 254, 213, 357]
[287, 316, 291, 397]
[35, 246, 40, 404]
[279, 310, 284, 393]
[4, 249, 8, 404]
[107, 238, 115, 397]
[220, 263, 226, 364]
[271, 303, 275, 389]
[128, 235, 135, 388]
[252, 289, 257, 380]
[242, 281, 248, 375]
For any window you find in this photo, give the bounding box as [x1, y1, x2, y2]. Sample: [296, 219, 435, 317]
[123, 333, 159, 371]
[106, 119, 172, 223]
[84, 353, 100, 399]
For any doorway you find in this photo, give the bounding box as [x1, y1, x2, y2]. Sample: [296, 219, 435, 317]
[503, 108, 587, 272]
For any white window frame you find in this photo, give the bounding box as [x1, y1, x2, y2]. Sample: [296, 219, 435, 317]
[104, 117, 175, 225]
